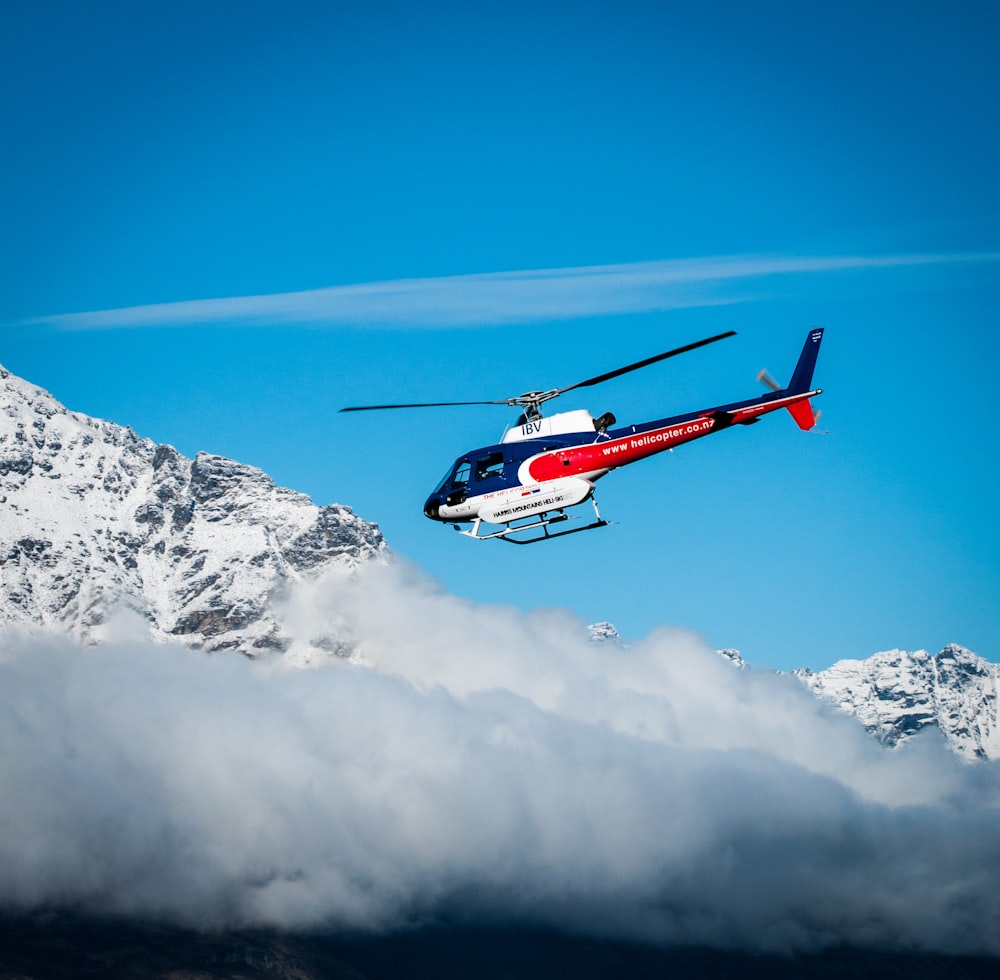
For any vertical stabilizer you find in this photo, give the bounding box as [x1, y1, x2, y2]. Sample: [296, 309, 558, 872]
[787, 327, 824, 394]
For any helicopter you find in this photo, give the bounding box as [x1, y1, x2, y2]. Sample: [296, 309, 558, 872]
[340, 327, 824, 544]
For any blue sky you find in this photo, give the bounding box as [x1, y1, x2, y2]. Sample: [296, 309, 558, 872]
[2, 0, 998, 669]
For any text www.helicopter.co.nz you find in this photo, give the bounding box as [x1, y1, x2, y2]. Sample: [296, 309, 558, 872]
[600, 419, 714, 456]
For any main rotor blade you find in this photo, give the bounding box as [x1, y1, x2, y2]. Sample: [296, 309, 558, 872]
[339, 330, 737, 414]
[339, 399, 509, 413]
[556, 330, 737, 395]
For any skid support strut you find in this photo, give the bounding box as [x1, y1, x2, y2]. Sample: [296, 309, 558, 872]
[457, 497, 610, 545]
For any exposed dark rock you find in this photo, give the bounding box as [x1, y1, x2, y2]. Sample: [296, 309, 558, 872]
[1, 362, 386, 656]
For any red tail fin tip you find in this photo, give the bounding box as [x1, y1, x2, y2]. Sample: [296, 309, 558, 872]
[787, 398, 818, 430]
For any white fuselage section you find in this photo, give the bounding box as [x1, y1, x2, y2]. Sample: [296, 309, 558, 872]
[500, 409, 596, 444]
[437, 476, 594, 525]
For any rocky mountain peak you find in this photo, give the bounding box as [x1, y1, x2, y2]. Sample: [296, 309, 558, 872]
[717, 648, 748, 670]
[587, 621, 622, 643]
[798, 644, 999, 761]
[0, 363, 385, 655]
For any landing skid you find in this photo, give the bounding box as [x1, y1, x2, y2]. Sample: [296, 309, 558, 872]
[456, 498, 611, 545]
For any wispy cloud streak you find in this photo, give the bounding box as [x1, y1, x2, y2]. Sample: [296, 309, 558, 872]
[21, 252, 1000, 330]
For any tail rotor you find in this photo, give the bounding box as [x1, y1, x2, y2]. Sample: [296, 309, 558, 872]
[757, 368, 781, 393]
[757, 365, 822, 428]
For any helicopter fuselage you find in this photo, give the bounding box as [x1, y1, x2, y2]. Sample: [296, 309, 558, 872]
[422, 381, 820, 527]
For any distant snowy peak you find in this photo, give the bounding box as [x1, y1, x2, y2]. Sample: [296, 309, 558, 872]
[798, 644, 999, 762]
[587, 621, 622, 644]
[590, 626, 996, 762]
[717, 648, 748, 670]
[0, 363, 385, 654]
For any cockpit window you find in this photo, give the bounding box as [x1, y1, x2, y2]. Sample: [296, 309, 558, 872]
[433, 459, 472, 493]
[475, 452, 505, 481]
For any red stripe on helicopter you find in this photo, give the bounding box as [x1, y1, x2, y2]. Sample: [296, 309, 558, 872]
[526, 416, 719, 482]
[523, 390, 819, 483]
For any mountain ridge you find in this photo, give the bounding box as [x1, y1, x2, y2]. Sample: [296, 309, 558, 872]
[1, 362, 385, 656]
[797, 643, 999, 762]
[2, 363, 995, 759]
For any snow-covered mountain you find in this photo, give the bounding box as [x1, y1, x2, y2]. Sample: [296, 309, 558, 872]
[797, 645, 999, 762]
[3, 364, 997, 761]
[587, 621, 622, 643]
[718, 648, 748, 670]
[586, 619, 996, 761]
[1, 364, 385, 654]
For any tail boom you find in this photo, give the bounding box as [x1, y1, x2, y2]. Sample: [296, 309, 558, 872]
[724, 388, 822, 429]
[521, 328, 826, 482]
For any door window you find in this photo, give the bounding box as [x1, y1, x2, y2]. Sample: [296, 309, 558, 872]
[475, 452, 505, 481]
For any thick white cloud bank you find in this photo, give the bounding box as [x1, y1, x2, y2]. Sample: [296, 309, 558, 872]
[2, 560, 999, 955]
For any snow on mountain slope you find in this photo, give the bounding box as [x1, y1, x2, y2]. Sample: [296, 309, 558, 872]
[3, 363, 997, 761]
[797, 644, 999, 762]
[0, 363, 385, 654]
[587, 621, 622, 643]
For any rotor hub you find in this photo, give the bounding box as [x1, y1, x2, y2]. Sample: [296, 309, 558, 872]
[509, 389, 560, 417]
